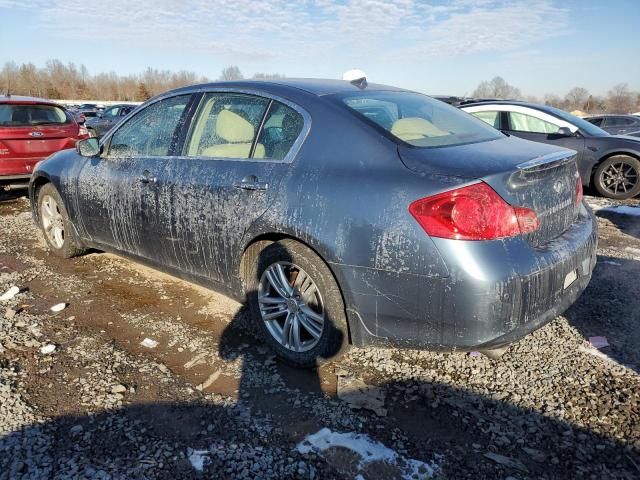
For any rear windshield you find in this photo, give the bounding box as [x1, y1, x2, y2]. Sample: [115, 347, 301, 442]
[0, 104, 70, 127]
[336, 91, 502, 148]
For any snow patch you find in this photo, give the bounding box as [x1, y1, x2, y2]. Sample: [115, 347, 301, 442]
[188, 449, 209, 472]
[297, 428, 439, 479]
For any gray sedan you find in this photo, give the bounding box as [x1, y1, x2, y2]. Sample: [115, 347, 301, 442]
[28, 79, 597, 367]
[85, 104, 137, 138]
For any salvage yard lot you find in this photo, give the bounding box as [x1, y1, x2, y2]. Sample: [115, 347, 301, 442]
[1, 193, 639, 479]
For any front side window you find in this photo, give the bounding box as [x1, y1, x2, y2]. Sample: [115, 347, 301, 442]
[470, 111, 501, 129]
[255, 102, 304, 161]
[508, 111, 559, 134]
[0, 104, 69, 126]
[108, 95, 190, 157]
[186, 93, 269, 159]
[588, 117, 603, 127]
[337, 91, 501, 148]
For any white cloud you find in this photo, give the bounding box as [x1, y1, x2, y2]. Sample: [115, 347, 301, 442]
[2, 1, 569, 63]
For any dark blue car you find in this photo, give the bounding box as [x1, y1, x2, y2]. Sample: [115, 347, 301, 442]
[29, 79, 597, 366]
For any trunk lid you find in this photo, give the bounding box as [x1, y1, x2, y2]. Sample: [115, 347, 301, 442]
[0, 123, 78, 159]
[398, 136, 581, 247]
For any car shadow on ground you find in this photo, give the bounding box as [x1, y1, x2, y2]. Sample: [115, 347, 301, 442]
[564, 254, 640, 373]
[595, 209, 640, 240]
[1, 354, 638, 479]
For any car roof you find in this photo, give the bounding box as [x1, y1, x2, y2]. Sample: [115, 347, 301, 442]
[0, 95, 64, 106]
[460, 99, 556, 111]
[172, 78, 408, 97]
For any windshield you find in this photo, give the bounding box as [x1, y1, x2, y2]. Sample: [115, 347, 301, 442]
[546, 106, 609, 137]
[335, 91, 502, 148]
[0, 104, 70, 126]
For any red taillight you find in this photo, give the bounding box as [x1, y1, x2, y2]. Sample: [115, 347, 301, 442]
[409, 182, 539, 241]
[576, 176, 583, 205]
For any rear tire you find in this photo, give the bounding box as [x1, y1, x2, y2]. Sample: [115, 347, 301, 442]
[593, 155, 640, 199]
[37, 183, 86, 258]
[245, 239, 349, 368]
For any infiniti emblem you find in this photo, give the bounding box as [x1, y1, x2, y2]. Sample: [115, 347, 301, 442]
[553, 181, 564, 193]
[29, 131, 44, 137]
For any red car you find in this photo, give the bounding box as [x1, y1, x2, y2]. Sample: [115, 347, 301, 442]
[0, 95, 89, 189]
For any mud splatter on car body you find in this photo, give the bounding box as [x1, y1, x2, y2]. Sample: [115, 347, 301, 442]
[28, 79, 598, 351]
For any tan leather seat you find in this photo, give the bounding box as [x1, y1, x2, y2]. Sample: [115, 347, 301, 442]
[390, 117, 448, 141]
[201, 109, 265, 159]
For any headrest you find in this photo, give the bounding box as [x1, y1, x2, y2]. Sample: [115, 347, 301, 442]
[390, 117, 446, 141]
[216, 109, 254, 143]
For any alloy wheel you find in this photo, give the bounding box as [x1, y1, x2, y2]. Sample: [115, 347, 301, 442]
[601, 161, 639, 195]
[41, 194, 65, 249]
[258, 262, 325, 353]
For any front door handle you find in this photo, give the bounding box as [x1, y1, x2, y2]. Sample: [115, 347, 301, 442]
[138, 170, 156, 184]
[233, 175, 268, 191]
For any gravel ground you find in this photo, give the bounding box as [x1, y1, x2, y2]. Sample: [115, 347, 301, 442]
[0, 192, 639, 479]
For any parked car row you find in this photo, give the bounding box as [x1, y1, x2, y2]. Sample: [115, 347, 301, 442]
[26, 79, 597, 367]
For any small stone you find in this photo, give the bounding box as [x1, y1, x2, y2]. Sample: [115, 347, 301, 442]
[111, 384, 127, 394]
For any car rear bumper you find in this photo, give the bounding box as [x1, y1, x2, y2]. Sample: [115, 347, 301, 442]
[337, 204, 597, 350]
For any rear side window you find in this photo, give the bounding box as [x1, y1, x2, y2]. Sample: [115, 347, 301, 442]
[109, 95, 190, 157]
[256, 102, 304, 161]
[337, 91, 502, 148]
[0, 104, 69, 126]
[605, 117, 633, 127]
[186, 93, 269, 159]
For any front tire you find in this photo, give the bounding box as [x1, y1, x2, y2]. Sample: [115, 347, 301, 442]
[37, 183, 86, 258]
[245, 239, 349, 368]
[593, 155, 640, 199]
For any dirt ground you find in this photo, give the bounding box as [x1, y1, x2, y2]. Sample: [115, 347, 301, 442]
[0, 191, 639, 480]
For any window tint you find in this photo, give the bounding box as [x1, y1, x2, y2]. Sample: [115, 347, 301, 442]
[186, 93, 269, 159]
[256, 102, 304, 160]
[508, 111, 559, 134]
[605, 117, 633, 127]
[338, 91, 502, 148]
[0, 104, 69, 126]
[109, 95, 190, 157]
[470, 111, 500, 129]
[588, 117, 603, 126]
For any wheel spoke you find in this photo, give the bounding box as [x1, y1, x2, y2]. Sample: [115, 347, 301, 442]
[259, 295, 288, 306]
[275, 264, 293, 296]
[297, 311, 322, 339]
[262, 308, 288, 321]
[291, 315, 302, 351]
[281, 313, 293, 347]
[266, 267, 290, 298]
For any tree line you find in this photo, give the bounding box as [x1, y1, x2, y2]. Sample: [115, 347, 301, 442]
[473, 76, 640, 114]
[2, 61, 638, 114]
[0, 60, 282, 102]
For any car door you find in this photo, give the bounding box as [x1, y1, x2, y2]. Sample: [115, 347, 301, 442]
[94, 106, 120, 136]
[503, 110, 585, 163]
[74, 93, 195, 260]
[154, 91, 307, 285]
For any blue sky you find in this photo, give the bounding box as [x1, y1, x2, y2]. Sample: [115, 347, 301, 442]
[0, 0, 638, 97]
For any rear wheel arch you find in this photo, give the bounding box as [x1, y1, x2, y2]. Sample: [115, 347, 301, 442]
[239, 232, 353, 345]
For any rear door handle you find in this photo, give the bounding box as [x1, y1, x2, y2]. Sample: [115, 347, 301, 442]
[138, 170, 156, 184]
[233, 175, 268, 191]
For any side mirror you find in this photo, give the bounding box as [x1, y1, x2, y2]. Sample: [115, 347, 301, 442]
[556, 127, 575, 136]
[76, 138, 101, 157]
[97, 112, 103, 118]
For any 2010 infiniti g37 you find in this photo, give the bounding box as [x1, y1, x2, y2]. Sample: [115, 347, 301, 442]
[29, 79, 597, 367]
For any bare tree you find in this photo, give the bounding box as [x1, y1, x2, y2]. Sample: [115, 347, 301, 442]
[607, 83, 635, 113]
[564, 87, 589, 111]
[472, 76, 521, 99]
[253, 73, 286, 80]
[218, 66, 243, 81]
[543, 94, 564, 109]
